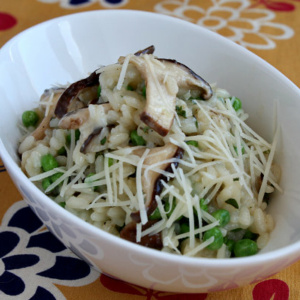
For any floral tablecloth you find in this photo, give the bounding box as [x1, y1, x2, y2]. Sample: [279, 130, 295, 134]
[1, 1, 300, 299]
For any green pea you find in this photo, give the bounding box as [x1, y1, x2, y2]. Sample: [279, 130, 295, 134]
[193, 198, 208, 216]
[149, 199, 177, 220]
[85, 173, 95, 180]
[42, 172, 63, 192]
[165, 200, 176, 218]
[57, 146, 66, 156]
[97, 85, 102, 98]
[225, 198, 239, 209]
[231, 97, 242, 111]
[186, 140, 199, 148]
[175, 106, 187, 118]
[130, 130, 146, 146]
[212, 209, 230, 227]
[224, 237, 235, 252]
[234, 239, 258, 257]
[22, 110, 39, 127]
[231, 228, 243, 233]
[142, 85, 146, 98]
[59, 201, 66, 208]
[200, 198, 208, 212]
[42, 177, 52, 191]
[50, 172, 63, 183]
[41, 154, 58, 172]
[66, 134, 71, 145]
[100, 137, 107, 145]
[108, 157, 114, 167]
[149, 207, 161, 220]
[75, 129, 80, 140]
[66, 129, 80, 145]
[188, 95, 202, 101]
[243, 230, 259, 241]
[126, 84, 134, 91]
[194, 198, 208, 216]
[203, 227, 224, 250]
[180, 223, 190, 234]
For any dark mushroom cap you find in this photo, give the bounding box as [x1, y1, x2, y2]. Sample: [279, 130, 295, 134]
[54, 71, 99, 118]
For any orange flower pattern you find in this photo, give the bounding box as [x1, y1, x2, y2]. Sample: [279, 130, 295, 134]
[154, 0, 294, 49]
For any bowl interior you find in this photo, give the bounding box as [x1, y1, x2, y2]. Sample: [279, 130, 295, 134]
[0, 9, 300, 258]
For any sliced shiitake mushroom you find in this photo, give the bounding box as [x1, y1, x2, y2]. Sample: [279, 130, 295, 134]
[54, 71, 100, 118]
[58, 103, 111, 130]
[157, 58, 212, 100]
[120, 220, 163, 250]
[131, 143, 184, 221]
[120, 143, 184, 249]
[57, 103, 113, 154]
[119, 46, 212, 136]
[32, 88, 65, 140]
[134, 45, 155, 56]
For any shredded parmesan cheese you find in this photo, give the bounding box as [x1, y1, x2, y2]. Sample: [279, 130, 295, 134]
[258, 126, 280, 206]
[136, 148, 150, 225]
[20, 50, 282, 258]
[117, 54, 132, 90]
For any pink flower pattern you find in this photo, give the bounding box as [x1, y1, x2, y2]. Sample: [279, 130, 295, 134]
[250, 0, 300, 11]
[0, 12, 17, 31]
[100, 274, 290, 299]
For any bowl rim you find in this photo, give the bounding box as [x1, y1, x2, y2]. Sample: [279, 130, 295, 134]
[0, 8, 300, 269]
[3, 154, 300, 268]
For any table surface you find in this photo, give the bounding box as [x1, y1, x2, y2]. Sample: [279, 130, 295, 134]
[0, 1, 299, 299]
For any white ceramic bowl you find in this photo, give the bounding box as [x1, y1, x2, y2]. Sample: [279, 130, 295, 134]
[1, 10, 300, 293]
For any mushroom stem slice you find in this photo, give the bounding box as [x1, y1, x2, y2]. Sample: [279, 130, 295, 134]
[58, 103, 111, 130]
[80, 127, 103, 154]
[129, 54, 177, 136]
[58, 107, 90, 130]
[31, 88, 64, 140]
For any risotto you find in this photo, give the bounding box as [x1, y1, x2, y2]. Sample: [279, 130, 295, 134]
[18, 46, 281, 258]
